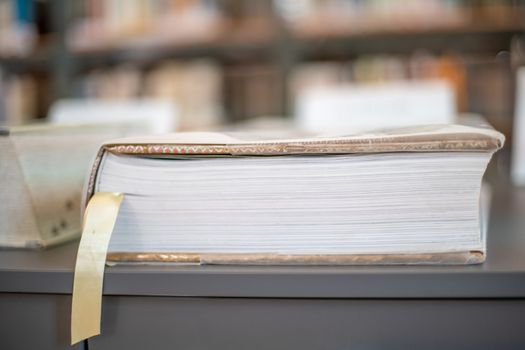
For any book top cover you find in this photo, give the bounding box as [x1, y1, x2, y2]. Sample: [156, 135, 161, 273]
[101, 122, 504, 156]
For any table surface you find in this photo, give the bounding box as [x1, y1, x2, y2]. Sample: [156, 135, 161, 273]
[1, 185, 525, 299]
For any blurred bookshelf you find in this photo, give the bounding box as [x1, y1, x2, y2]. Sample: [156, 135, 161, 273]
[0, 0, 524, 133]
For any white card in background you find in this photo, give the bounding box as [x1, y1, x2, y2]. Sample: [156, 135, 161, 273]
[512, 67, 525, 186]
[295, 79, 456, 134]
[48, 99, 179, 134]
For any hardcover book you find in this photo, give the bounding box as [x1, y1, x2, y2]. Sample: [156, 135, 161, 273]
[85, 120, 504, 264]
[0, 122, 143, 249]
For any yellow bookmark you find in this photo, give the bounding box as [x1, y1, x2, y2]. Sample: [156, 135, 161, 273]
[71, 192, 124, 345]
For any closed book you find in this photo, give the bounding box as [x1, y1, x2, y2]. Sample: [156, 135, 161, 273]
[0, 122, 143, 249]
[85, 120, 504, 264]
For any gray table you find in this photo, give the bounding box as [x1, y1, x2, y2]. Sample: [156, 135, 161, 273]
[1, 185, 525, 350]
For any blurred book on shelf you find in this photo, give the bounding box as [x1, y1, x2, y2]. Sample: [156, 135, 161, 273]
[79, 65, 142, 100]
[71, 59, 223, 130]
[0, 71, 38, 125]
[0, 0, 37, 57]
[7, 0, 519, 57]
[295, 79, 455, 133]
[144, 60, 223, 130]
[288, 53, 513, 134]
[68, 0, 226, 52]
[225, 63, 282, 122]
[290, 54, 468, 112]
[466, 55, 514, 138]
[49, 99, 178, 134]
[275, 0, 525, 38]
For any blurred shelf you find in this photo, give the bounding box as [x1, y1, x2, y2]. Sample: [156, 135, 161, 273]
[0, 52, 51, 73]
[73, 37, 276, 70]
[0, 36, 56, 74]
[1, 21, 523, 74]
[71, 19, 277, 70]
[290, 16, 525, 38]
[71, 23, 524, 70]
[293, 21, 525, 57]
[296, 30, 525, 59]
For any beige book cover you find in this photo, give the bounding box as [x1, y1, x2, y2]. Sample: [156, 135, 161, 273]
[85, 120, 504, 265]
[0, 123, 143, 249]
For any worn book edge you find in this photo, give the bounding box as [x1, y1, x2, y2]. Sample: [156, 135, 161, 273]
[105, 251, 485, 265]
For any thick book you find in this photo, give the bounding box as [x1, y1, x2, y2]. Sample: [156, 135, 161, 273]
[85, 121, 504, 265]
[0, 122, 143, 249]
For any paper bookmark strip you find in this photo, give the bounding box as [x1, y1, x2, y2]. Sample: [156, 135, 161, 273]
[71, 192, 124, 345]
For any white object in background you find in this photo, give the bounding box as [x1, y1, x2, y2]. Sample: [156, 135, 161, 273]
[295, 80, 456, 134]
[48, 99, 178, 134]
[512, 67, 525, 186]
